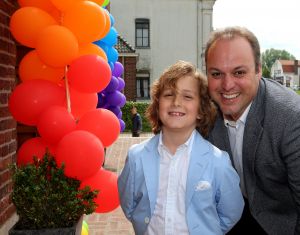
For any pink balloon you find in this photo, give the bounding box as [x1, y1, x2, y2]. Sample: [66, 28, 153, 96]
[76, 108, 120, 147]
[55, 130, 104, 180]
[9, 79, 65, 126]
[37, 106, 76, 144]
[80, 168, 120, 213]
[67, 55, 111, 93]
[17, 137, 55, 166]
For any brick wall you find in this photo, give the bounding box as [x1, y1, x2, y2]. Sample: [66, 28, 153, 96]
[0, 0, 18, 227]
[121, 56, 137, 101]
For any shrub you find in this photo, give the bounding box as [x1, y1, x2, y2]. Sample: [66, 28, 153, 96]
[10, 152, 98, 230]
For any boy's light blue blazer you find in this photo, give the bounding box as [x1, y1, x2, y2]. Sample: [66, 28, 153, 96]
[118, 131, 244, 235]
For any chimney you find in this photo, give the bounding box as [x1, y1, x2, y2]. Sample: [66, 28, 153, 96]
[294, 60, 298, 75]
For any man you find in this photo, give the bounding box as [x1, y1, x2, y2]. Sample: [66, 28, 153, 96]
[205, 26, 300, 234]
[131, 106, 142, 137]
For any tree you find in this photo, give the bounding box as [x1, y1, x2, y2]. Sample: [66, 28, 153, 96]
[262, 48, 296, 78]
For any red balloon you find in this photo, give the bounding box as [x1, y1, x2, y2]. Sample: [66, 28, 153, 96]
[37, 106, 76, 144]
[80, 168, 120, 213]
[9, 79, 65, 126]
[55, 130, 104, 180]
[67, 55, 111, 93]
[17, 137, 55, 166]
[69, 88, 98, 119]
[76, 109, 120, 147]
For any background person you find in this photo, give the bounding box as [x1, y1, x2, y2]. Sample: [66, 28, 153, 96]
[131, 106, 142, 137]
[118, 60, 244, 235]
[205, 26, 300, 235]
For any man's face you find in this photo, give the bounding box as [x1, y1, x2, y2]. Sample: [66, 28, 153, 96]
[206, 37, 261, 121]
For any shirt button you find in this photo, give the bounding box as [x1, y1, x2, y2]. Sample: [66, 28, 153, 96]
[144, 217, 150, 224]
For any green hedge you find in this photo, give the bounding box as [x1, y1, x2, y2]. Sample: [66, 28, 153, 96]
[121, 101, 152, 133]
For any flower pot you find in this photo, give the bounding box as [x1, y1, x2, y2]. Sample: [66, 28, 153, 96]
[9, 216, 83, 235]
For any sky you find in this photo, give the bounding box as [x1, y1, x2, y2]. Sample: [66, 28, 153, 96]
[213, 0, 300, 59]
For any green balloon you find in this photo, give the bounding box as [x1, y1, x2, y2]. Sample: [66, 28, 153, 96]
[102, 0, 110, 7]
[82, 220, 89, 230]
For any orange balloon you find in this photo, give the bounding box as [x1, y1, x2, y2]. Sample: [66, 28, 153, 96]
[62, 1, 106, 44]
[9, 7, 57, 48]
[18, 0, 56, 13]
[98, 8, 111, 40]
[36, 25, 79, 67]
[89, 0, 105, 5]
[50, 0, 83, 12]
[19, 50, 65, 83]
[78, 43, 107, 61]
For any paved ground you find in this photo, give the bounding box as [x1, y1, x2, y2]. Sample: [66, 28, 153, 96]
[84, 133, 153, 235]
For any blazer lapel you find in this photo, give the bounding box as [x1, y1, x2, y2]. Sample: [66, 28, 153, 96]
[243, 79, 265, 202]
[141, 135, 160, 214]
[186, 133, 210, 207]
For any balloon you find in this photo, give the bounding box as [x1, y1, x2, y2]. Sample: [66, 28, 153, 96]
[119, 119, 125, 132]
[80, 168, 120, 213]
[107, 46, 118, 64]
[76, 108, 120, 147]
[82, 220, 89, 231]
[89, 0, 105, 5]
[96, 92, 106, 108]
[101, 27, 118, 47]
[9, 79, 65, 126]
[9, 7, 57, 48]
[78, 43, 107, 61]
[109, 13, 115, 27]
[81, 226, 88, 235]
[68, 87, 98, 119]
[98, 8, 111, 40]
[50, 0, 83, 12]
[36, 25, 79, 67]
[18, 0, 56, 12]
[104, 76, 119, 92]
[93, 40, 108, 54]
[106, 105, 120, 117]
[67, 55, 111, 93]
[62, 1, 106, 44]
[112, 61, 124, 77]
[102, 0, 110, 7]
[55, 130, 104, 180]
[37, 106, 76, 144]
[106, 90, 125, 107]
[17, 137, 55, 166]
[112, 62, 124, 78]
[117, 77, 125, 91]
[19, 50, 65, 83]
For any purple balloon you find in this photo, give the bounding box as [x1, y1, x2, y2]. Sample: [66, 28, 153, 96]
[106, 105, 121, 116]
[112, 62, 124, 77]
[119, 93, 126, 107]
[105, 76, 119, 92]
[97, 92, 106, 108]
[117, 77, 125, 91]
[117, 110, 122, 119]
[119, 119, 125, 132]
[106, 90, 124, 106]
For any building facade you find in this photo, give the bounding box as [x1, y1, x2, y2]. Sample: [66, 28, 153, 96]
[271, 59, 300, 89]
[110, 0, 216, 101]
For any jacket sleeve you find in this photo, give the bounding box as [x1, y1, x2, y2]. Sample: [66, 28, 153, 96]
[117, 152, 135, 221]
[215, 152, 244, 234]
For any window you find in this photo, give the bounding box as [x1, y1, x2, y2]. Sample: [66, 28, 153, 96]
[136, 75, 150, 98]
[135, 19, 149, 48]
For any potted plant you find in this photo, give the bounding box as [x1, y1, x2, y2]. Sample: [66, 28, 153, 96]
[9, 152, 98, 235]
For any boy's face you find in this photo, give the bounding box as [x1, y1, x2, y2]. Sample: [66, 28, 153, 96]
[158, 75, 200, 134]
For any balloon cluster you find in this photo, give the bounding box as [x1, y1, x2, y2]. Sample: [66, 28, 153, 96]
[9, 0, 121, 213]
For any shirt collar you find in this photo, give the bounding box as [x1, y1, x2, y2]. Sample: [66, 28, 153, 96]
[224, 102, 252, 128]
[158, 129, 196, 155]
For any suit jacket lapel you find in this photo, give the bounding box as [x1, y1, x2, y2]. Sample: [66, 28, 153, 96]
[141, 135, 160, 214]
[243, 79, 265, 202]
[186, 132, 210, 208]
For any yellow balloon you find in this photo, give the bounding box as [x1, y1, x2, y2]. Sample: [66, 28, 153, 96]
[81, 226, 88, 235]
